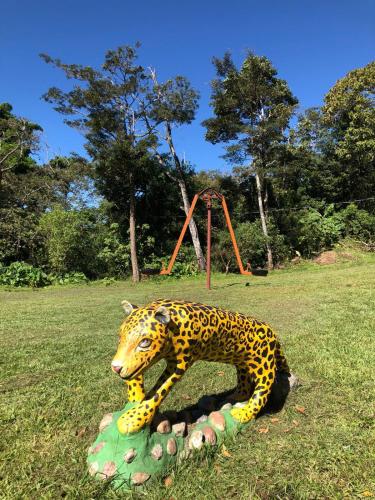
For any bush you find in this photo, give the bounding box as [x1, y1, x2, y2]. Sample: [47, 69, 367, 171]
[161, 245, 199, 278]
[38, 206, 100, 278]
[170, 260, 199, 278]
[97, 223, 131, 278]
[0, 262, 50, 288]
[49, 272, 88, 285]
[336, 204, 375, 242]
[297, 205, 344, 257]
[213, 220, 289, 270]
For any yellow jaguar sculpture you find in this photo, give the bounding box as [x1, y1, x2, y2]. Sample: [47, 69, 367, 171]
[112, 299, 290, 434]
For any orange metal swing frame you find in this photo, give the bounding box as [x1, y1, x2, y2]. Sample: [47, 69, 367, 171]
[160, 188, 251, 289]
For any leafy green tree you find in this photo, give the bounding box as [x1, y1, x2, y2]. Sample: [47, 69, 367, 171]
[269, 108, 343, 211]
[147, 71, 205, 270]
[0, 105, 87, 265]
[46, 155, 95, 208]
[336, 203, 375, 242]
[0, 103, 41, 190]
[297, 205, 344, 256]
[203, 52, 298, 268]
[323, 61, 375, 200]
[213, 219, 288, 271]
[38, 206, 99, 276]
[97, 222, 131, 277]
[0, 209, 40, 264]
[41, 45, 157, 282]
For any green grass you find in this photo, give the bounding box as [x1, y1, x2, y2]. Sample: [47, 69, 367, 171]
[1, 251, 375, 499]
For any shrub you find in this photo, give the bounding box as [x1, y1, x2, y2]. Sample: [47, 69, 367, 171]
[97, 223, 156, 278]
[0, 262, 50, 288]
[213, 220, 289, 270]
[97, 223, 131, 278]
[170, 260, 199, 278]
[49, 272, 88, 285]
[38, 206, 101, 277]
[336, 204, 375, 242]
[297, 205, 344, 257]
[160, 245, 200, 278]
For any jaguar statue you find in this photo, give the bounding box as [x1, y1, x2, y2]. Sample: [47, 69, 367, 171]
[111, 299, 290, 434]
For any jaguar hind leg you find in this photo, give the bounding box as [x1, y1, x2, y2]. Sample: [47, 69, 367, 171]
[227, 365, 254, 402]
[231, 357, 276, 423]
[276, 340, 290, 374]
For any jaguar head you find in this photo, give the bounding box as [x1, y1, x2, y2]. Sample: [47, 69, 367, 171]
[111, 300, 170, 380]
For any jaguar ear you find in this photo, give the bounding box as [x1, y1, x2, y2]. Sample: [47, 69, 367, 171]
[121, 300, 138, 316]
[155, 305, 170, 325]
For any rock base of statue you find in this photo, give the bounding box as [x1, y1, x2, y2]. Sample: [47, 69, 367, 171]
[87, 372, 299, 489]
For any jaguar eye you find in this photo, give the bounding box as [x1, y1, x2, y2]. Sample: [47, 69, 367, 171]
[138, 338, 152, 349]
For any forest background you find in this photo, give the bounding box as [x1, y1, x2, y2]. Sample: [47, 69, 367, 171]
[1, 2, 374, 286]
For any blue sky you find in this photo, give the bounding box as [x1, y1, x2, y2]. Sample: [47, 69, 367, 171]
[1, 0, 374, 171]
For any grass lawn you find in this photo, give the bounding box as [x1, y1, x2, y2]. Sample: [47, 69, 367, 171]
[1, 250, 374, 499]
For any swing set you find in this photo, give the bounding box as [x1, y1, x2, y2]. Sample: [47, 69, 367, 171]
[160, 188, 266, 289]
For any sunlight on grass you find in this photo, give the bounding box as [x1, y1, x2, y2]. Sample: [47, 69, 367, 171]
[1, 255, 374, 498]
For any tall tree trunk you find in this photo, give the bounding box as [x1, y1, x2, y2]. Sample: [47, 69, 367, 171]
[177, 177, 206, 270]
[255, 171, 273, 270]
[165, 123, 206, 271]
[129, 172, 140, 283]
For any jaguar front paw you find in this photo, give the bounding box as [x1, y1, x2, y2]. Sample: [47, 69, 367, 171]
[117, 401, 156, 434]
[230, 405, 253, 424]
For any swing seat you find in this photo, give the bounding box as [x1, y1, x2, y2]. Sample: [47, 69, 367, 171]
[141, 268, 161, 276]
[250, 268, 268, 276]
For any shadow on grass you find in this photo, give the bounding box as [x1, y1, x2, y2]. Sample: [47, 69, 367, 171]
[167, 371, 293, 424]
[211, 278, 272, 290]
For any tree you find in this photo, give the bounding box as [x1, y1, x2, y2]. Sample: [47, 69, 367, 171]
[38, 206, 99, 276]
[0, 105, 88, 265]
[323, 61, 375, 200]
[0, 103, 41, 190]
[203, 52, 298, 268]
[270, 108, 343, 208]
[46, 155, 95, 209]
[146, 71, 206, 270]
[41, 45, 156, 282]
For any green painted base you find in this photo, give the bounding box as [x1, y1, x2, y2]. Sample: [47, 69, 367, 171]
[87, 372, 297, 489]
[87, 402, 244, 489]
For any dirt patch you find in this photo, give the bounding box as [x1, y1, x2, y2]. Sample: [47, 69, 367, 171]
[0, 371, 53, 393]
[314, 251, 337, 265]
[339, 252, 355, 261]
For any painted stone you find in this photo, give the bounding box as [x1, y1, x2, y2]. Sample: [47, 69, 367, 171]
[202, 426, 217, 445]
[188, 430, 204, 450]
[220, 402, 232, 411]
[123, 448, 137, 463]
[91, 441, 105, 454]
[99, 413, 113, 432]
[88, 461, 99, 476]
[172, 421, 186, 437]
[151, 443, 163, 460]
[166, 437, 177, 455]
[132, 472, 151, 485]
[196, 414, 208, 424]
[103, 461, 116, 478]
[156, 419, 171, 434]
[234, 402, 247, 408]
[209, 411, 226, 432]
